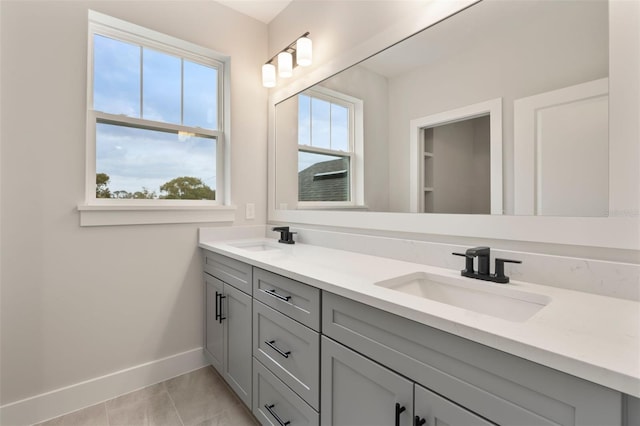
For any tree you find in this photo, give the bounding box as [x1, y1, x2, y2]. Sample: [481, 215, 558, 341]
[112, 190, 132, 199]
[133, 188, 157, 199]
[96, 173, 111, 198]
[160, 176, 215, 200]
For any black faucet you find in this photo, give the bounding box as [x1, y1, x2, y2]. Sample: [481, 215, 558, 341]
[452, 246, 521, 284]
[464, 246, 490, 275]
[272, 226, 296, 244]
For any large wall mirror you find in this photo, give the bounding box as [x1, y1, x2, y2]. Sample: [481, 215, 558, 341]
[268, 0, 638, 250]
[275, 0, 608, 216]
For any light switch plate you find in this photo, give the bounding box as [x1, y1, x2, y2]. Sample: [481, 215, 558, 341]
[245, 203, 255, 219]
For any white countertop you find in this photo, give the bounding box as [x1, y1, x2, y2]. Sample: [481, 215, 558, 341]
[199, 238, 640, 398]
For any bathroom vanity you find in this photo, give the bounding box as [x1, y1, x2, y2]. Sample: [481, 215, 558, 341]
[199, 238, 639, 426]
[244, 0, 640, 423]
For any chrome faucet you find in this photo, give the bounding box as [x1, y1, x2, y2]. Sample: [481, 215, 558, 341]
[453, 246, 521, 284]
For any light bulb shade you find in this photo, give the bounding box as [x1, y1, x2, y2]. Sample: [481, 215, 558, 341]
[262, 63, 276, 88]
[296, 37, 312, 67]
[278, 51, 293, 78]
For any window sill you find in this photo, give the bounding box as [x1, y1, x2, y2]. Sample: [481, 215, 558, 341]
[295, 204, 369, 211]
[77, 203, 236, 226]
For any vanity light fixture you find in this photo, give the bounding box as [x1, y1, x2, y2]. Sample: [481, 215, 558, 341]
[296, 36, 312, 67]
[262, 32, 312, 88]
[278, 51, 293, 78]
[262, 63, 276, 88]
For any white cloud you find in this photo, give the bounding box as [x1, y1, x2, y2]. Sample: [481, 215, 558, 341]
[96, 124, 216, 194]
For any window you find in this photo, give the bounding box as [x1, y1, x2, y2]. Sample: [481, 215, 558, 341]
[296, 87, 364, 207]
[80, 11, 233, 226]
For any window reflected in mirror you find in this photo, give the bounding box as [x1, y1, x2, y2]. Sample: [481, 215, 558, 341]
[276, 87, 364, 209]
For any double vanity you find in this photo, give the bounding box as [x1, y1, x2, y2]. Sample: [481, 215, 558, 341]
[199, 236, 639, 426]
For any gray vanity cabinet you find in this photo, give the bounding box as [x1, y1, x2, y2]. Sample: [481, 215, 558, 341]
[322, 292, 622, 426]
[203, 251, 253, 407]
[321, 336, 414, 426]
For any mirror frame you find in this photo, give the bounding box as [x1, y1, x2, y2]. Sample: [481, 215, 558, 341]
[268, 0, 639, 251]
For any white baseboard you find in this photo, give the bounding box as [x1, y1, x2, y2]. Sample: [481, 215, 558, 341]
[0, 347, 208, 426]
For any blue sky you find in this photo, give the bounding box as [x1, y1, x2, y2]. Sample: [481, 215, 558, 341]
[93, 34, 218, 195]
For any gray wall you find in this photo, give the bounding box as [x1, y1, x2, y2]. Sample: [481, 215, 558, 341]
[0, 0, 267, 405]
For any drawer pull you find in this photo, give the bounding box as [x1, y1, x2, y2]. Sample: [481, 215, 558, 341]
[264, 289, 291, 302]
[395, 403, 406, 426]
[265, 404, 291, 426]
[415, 415, 427, 426]
[265, 340, 291, 358]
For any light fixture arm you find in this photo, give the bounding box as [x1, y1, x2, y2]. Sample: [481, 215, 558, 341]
[264, 32, 311, 66]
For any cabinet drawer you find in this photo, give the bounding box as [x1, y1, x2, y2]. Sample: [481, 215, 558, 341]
[253, 268, 320, 331]
[254, 300, 320, 409]
[203, 251, 252, 295]
[253, 358, 319, 426]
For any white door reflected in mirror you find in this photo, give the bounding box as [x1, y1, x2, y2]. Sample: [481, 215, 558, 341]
[514, 78, 609, 217]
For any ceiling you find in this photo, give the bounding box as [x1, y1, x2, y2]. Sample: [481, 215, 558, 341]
[217, 0, 293, 23]
[360, 0, 563, 78]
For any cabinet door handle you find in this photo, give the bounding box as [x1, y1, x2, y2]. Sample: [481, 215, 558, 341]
[214, 291, 220, 321]
[218, 294, 226, 324]
[264, 289, 291, 302]
[395, 403, 406, 426]
[414, 415, 426, 426]
[265, 340, 291, 358]
[264, 404, 291, 426]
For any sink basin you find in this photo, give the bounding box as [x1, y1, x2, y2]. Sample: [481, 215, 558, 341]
[228, 241, 283, 252]
[375, 272, 550, 322]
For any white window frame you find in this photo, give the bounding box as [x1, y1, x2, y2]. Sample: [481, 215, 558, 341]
[78, 11, 234, 226]
[297, 86, 364, 208]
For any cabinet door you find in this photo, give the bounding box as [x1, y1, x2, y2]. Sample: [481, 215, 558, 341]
[321, 336, 413, 426]
[224, 283, 253, 407]
[414, 384, 495, 426]
[204, 275, 224, 373]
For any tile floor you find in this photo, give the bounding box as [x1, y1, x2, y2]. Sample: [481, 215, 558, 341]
[34, 367, 259, 426]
